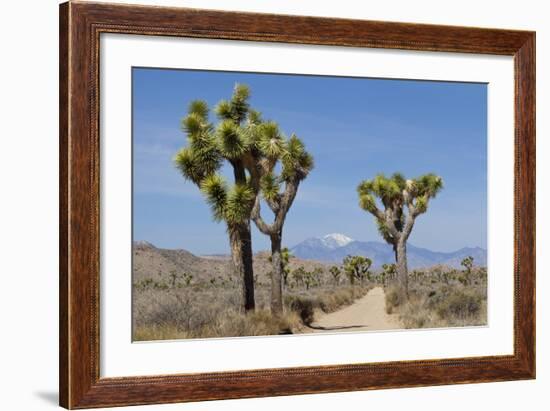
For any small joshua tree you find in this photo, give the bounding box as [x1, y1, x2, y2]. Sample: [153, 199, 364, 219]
[461, 256, 474, 285]
[292, 266, 307, 289]
[169, 270, 178, 288]
[329, 265, 342, 285]
[343, 255, 372, 286]
[281, 248, 292, 287]
[381, 263, 397, 285]
[357, 173, 443, 298]
[269, 247, 293, 287]
[250, 123, 314, 315]
[303, 271, 314, 290]
[182, 272, 193, 286]
[312, 267, 324, 287]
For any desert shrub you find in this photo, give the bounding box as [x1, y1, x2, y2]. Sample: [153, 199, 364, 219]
[399, 299, 431, 328]
[318, 287, 368, 312]
[285, 296, 316, 325]
[385, 285, 406, 314]
[389, 271, 487, 329]
[284, 286, 371, 326]
[436, 290, 482, 319]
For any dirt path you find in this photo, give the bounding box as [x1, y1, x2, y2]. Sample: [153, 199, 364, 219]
[306, 287, 403, 333]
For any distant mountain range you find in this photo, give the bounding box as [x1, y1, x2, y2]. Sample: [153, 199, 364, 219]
[290, 233, 486, 269]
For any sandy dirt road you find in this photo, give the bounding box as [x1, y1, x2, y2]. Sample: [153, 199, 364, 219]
[307, 287, 403, 333]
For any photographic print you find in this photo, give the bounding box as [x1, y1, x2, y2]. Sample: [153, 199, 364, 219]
[132, 68, 488, 342]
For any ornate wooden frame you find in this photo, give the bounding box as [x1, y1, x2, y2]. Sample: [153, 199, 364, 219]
[59, 1, 535, 408]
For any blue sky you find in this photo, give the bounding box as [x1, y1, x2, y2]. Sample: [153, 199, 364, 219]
[132, 68, 487, 254]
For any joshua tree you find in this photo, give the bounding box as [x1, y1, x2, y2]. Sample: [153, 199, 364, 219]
[292, 266, 309, 289]
[175, 84, 262, 312]
[461, 256, 474, 285]
[357, 173, 443, 297]
[343, 255, 372, 286]
[329, 265, 342, 285]
[250, 124, 314, 315]
[312, 267, 324, 287]
[269, 247, 293, 287]
[182, 272, 193, 286]
[381, 263, 397, 285]
[303, 272, 314, 290]
[169, 270, 178, 288]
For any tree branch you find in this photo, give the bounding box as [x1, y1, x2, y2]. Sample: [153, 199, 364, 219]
[251, 177, 300, 235]
[251, 195, 275, 235]
[383, 208, 401, 239]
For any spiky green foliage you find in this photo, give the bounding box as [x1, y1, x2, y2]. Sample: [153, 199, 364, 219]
[281, 135, 314, 182]
[260, 173, 280, 202]
[357, 172, 443, 229]
[187, 100, 209, 119]
[175, 100, 222, 185]
[217, 120, 248, 159]
[253, 133, 314, 224]
[414, 173, 444, 197]
[181, 113, 203, 136]
[215, 84, 250, 124]
[225, 184, 255, 225]
[358, 191, 377, 213]
[175, 86, 263, 226]
[359, 173, 403, 207]
[257, 122, 285, 159]
[247, 109, 263, 125]
[215, 100, 232, 120]
[174, 147, 202, 184]
[174, 142, 221, 185]
[200, 174, 227, 222]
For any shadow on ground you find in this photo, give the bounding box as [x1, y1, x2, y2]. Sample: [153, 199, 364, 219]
[306, 324, 368, 331]
[34, 391, 58, 405]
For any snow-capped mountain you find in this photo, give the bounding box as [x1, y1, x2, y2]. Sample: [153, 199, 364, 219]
[290, 234, 487, 269]
[320, 233, 354, 249]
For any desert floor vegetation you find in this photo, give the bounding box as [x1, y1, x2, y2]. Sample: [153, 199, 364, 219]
[133, 264, 372, 341]
[384, 264, 487, 329]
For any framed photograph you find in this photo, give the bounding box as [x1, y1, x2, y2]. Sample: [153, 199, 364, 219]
[59, 2, 535, 409]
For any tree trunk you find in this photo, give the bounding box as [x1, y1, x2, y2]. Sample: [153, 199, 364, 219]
[229, 223, 255, 312]
[395, 239, 409, 297]
[269, 231, 284, 316]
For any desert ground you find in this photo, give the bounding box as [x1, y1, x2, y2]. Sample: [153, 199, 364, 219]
[132, 241, 487, 341]
[306, 287, 402, 333]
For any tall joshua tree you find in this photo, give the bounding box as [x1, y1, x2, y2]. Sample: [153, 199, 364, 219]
[250, 123, 314, 315]
[357, 173, 443, 297]
[174, 84, 260, 312]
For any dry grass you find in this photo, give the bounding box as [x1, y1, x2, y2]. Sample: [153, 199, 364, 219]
[285, 286, 372, 325]
[133, 282, 371, 341]
[134, 309, 302, 341]
[385, 266, 487, 329]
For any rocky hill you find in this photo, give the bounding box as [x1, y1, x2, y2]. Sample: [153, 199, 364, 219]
[133, 241, 331, 285]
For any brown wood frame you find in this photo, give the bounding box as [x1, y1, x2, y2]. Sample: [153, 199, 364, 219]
[59, 1, 536, 409]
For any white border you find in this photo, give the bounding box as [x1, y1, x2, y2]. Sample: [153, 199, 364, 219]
[100, 34, 514, 378]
